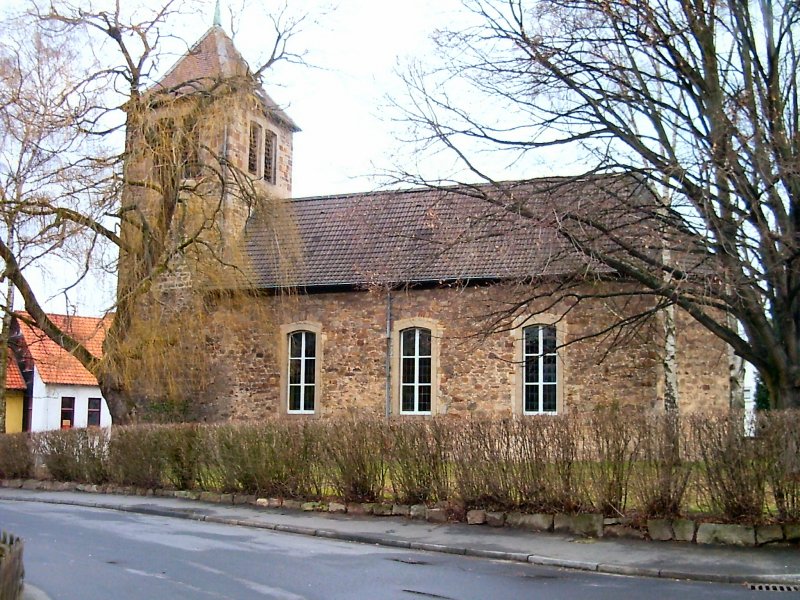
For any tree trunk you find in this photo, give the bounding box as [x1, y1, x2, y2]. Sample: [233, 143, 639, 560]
[98, 374, 136, 425]
[662, 305, 678, 413]
[765, 369, 800, 410]
[727, 312, 745, 410]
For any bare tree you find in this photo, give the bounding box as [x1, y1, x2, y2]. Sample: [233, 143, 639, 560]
[0, 1, 305, 423]
[395, 0, 800, 408]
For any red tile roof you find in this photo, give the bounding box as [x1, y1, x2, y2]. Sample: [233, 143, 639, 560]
[5, 355, 25, 390]
[245, 175, 653, 288]
[155, 26, 299, 132]
[16, 314, 107, 386]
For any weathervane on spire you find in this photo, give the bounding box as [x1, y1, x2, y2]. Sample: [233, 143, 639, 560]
[213, 0, 222, 28]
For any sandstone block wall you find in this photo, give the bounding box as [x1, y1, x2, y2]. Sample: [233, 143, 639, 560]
[190, 282, 730, 422]
[675, 308, 730, 412]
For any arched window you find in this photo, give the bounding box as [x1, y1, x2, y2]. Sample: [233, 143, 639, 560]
[400, 327, 432, 414]
[288, 330, 316, 413]
[523, 325, 558, 414]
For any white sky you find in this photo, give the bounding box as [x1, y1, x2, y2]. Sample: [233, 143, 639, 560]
[7, 0, 537, 315]
[197, 0, 471, 198]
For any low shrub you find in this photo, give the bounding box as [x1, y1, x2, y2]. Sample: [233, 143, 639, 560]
[539, 415, 586, 513]
[36, 428, 109, 483]
[11, 409, 800, 525]
[203, 421, 325, 498]
[450, 419, 515, 510]
[691, 411, 767, 522]
[388, 419, 451, 505]
[0, 434, 33, 480]
[759, 410, 800, 522]
[107, 425, 175, 489]
[631, 413, 693, 519]
[323, 418, 387, 503]
[506, 418, 553, 512]
[585, 406, 643, 516]
[162, 423, 203, 490]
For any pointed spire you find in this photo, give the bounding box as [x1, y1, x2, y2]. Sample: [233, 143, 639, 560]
[213, 0, 222, 28]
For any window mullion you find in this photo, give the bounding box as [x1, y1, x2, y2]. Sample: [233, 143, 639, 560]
[304, 332, 310, 409]
[538, 328, 544, 414]
[414, 329, 420, 413]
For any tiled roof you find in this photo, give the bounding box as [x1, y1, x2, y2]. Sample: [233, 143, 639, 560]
[5, 355, 25, 391]
[245, 175, 652, 288]
[16, 314, 107, 386]
[155, 26, 300, 132]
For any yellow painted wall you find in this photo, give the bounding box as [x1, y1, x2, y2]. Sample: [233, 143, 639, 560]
[4, 391, 23, 433]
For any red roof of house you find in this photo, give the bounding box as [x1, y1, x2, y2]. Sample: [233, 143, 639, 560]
[16, 314, 107, 386]
[5, 355, 25, 390]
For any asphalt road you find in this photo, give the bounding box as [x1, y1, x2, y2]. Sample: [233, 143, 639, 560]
[0, 501, 779, 599]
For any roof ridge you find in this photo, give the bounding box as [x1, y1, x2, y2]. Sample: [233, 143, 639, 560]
[17, 311, 106, 322]
[155, 26, 235, 88]
[289, 173, 629, 203]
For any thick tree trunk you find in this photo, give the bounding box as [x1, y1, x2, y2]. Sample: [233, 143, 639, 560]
[764, 368, 800, 410]
[98, 372, 137, 425]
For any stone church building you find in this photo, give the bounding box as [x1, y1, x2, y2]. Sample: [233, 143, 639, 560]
[122, 23, 731, 422]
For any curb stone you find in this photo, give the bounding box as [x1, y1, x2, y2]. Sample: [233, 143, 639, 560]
[22, 584, 52, 600]
[3, 492, 800, 587]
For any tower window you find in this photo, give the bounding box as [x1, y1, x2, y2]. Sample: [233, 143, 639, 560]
[181, 125, 201, 179]
[264, 130, 277, 184]
[248, 122, 262, 175]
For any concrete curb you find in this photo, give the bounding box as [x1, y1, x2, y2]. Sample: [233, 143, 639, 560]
[22, 583, 51, 600]
[4, 493, 800, 587]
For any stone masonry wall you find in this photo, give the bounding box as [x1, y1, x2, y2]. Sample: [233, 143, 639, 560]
[675, 308, 730, 412]
[225, 103, 293, 198]
[190, 282, 729, 422]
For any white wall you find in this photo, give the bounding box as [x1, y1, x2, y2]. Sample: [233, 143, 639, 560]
[29, 367, 112, 432]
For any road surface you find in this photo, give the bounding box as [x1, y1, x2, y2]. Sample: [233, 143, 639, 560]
[0, 501, 777, 599]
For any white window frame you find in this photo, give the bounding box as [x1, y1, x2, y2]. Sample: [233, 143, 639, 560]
[399, 327, 433, 415]
[280, 322, 323, 416]
[391, 317, 441, 416]
[522, 324, 559, 415]
[287, 330, 316, 414]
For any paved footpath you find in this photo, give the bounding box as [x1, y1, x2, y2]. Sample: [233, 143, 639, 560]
[2, 488, 799, 588]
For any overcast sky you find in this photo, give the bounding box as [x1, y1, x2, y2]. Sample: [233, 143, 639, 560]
[10, 0, 530, 315]
[210, 0, 469, 198]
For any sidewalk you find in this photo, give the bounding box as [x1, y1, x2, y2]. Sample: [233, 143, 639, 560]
[3, 488, 800, 588]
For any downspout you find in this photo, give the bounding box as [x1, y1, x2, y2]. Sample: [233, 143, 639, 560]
[220, 123, 229, 245]
[384, 289, 393, 418]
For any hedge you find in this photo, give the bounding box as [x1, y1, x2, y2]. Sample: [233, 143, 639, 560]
[4, 408, 800, 524]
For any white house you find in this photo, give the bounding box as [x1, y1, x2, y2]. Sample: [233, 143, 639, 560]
[10, 314, 112, 432]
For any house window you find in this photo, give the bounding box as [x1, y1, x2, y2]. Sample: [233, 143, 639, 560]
[523, 325, 558, 414]
[288, 330, 316, 413]
[264, 129, 277, 184]
[400, 327, 432, 414]
[60, 397, 75, 429]
[87, 398, 102, 427]
[248, 122, 262, 175]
